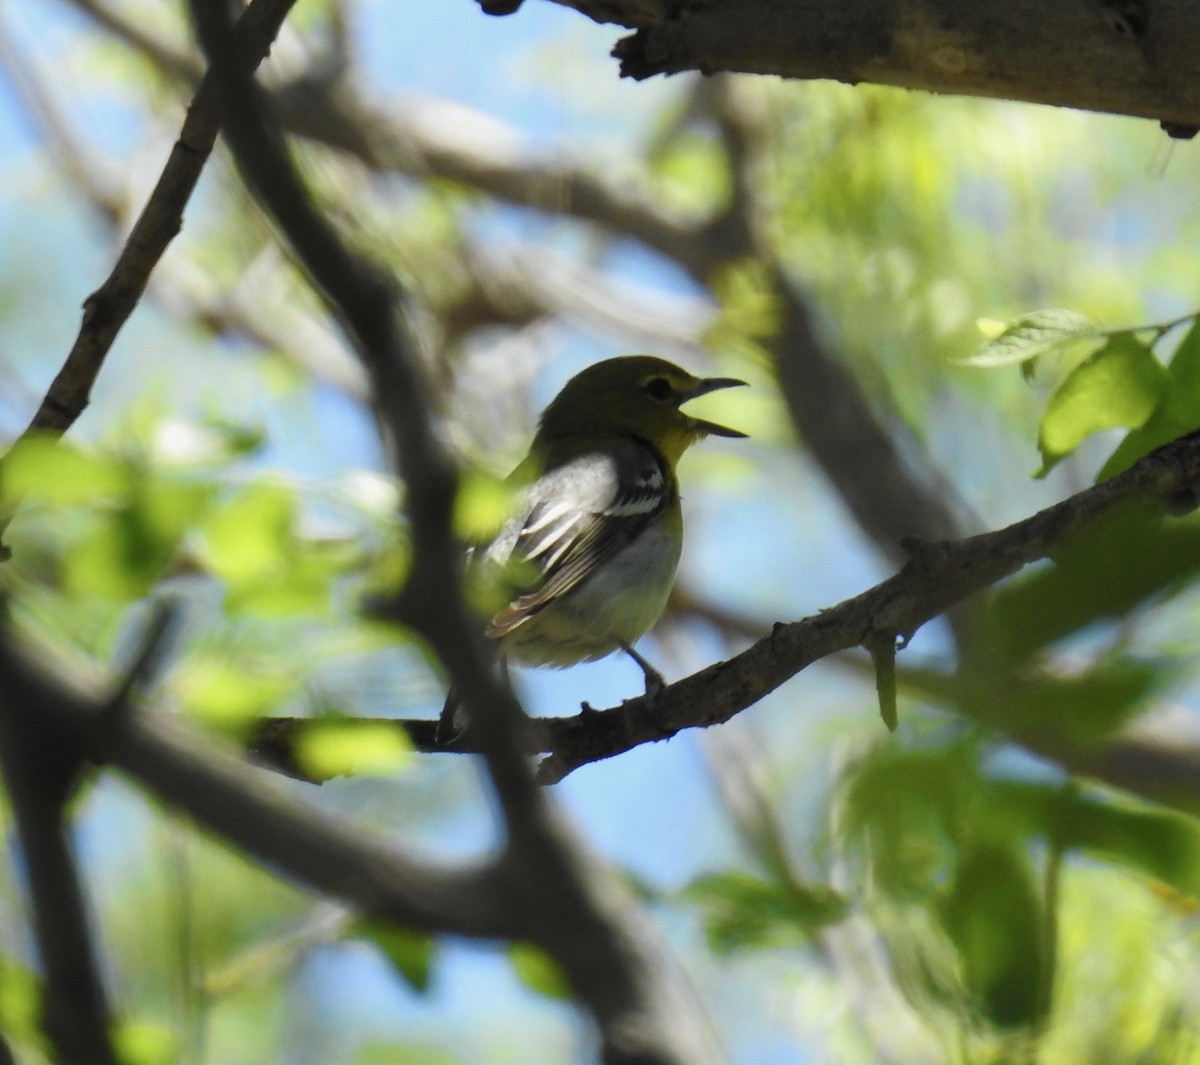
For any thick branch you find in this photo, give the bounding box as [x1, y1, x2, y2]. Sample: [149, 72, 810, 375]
[0, 631, 513, 937]
[0, 682, 118, 1065]
[526, 0, 1200, 134]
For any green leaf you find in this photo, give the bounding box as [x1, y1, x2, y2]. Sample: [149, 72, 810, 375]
[960, 309, 1101, 368]
[508, 942, 571, 1001]
[454, 469, 514, 544]
[684, 871, 848, 954]
[173, 652, 294, 732]
[703, 258, 782, 357]
[202, 483, 296, 584]
[114, 1019, 178, 1065]
[1054, 792, 1200, 897]
[200, 482, 341, 617]
[358, 923, 436, 994]
[1037, 333, 1167, 475]
[1100, 318, 1200, 479]
[986, 505, 1200, 660]
[64, 480, 213, 600]
[839, 742, 982, 898]
[1, 435, 131, 504]
[0, 958, 43, 1051]
[938, 838, 1047, 1030]
[946, 656, 1169, 746]
[293, 720, 413, 782]
[996, 782, 1200, 899]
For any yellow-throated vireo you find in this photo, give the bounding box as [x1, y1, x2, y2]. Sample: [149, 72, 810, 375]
[447, 355, 745, 734]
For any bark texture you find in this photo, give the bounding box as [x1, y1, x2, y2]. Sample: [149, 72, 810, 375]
[497, 0, 1200, 133]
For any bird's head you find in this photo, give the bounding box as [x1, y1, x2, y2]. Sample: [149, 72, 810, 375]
[534, 355, 747, 467]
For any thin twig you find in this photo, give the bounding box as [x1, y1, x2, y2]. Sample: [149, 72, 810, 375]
[0, 0, 297, 553]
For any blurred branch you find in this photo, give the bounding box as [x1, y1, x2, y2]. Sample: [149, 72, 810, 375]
[5, 3, 367, 391]
[186, 6, 723, 1062]
[0, 628, 512, 936]
[0, 648, 118, 1065]
[65, 0, 202, 83]
[508, 0, 1200, 135]
[703, 78, 974, 561]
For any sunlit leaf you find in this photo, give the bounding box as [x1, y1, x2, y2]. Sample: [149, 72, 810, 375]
[0, 958, 43, 1052]
[114, 1019, 178, 1065]
[1100, 318, 1200, 479]
[64, 480, 212, 600]
[173, 653, 294, 732]
[293, 720, 413, 781]
[647, 131, 731, 215]
[1, 434, 130, 504]
[201, 483, 296, 584]
[454, 468, 514, 544]
[1036, 333, 1167, 475]
[200, 482, 342, 617]
[703, 258, 782, 357]
[508, 942, 571, 1001]
[959, 308, 1102, 368]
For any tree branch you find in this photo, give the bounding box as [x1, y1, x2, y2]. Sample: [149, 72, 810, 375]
[253, 430, 1200, 807]
[508, 0, 1200, 135]
[0, 645, 118, 1065]
[185, 6, 723, 1061]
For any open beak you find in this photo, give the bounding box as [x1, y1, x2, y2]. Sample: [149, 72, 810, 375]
[682, 377, 748, 438]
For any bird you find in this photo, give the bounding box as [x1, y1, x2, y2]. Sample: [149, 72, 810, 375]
[440, 355, 746, 741]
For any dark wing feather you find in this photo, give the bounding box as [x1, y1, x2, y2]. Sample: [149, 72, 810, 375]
[486, 446, 667, 636]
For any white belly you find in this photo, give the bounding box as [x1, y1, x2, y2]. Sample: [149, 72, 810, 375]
[499, 521, 682, 668]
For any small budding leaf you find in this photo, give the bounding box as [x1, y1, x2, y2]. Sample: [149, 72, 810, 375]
[959, 308, 1101, 368]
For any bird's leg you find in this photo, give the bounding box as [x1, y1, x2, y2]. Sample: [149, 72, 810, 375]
[619, 640, 666, 700]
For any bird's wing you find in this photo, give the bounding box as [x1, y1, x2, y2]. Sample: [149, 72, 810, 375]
[485, 446, 668, 636]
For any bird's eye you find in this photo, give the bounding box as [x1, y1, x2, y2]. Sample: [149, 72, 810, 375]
[643, 376, 673, 401]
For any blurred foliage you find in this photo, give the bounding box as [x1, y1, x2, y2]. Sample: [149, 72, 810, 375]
[2, 1, 1200, 1063]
